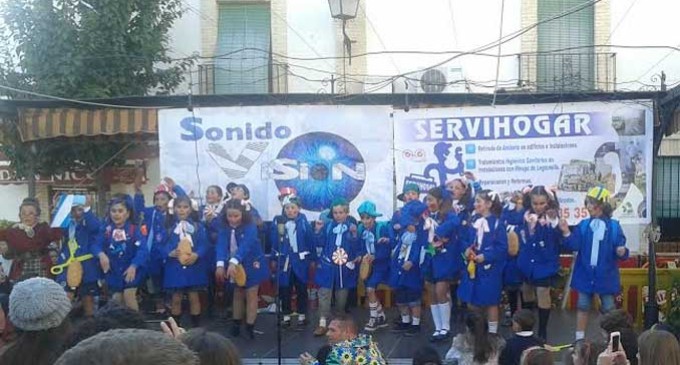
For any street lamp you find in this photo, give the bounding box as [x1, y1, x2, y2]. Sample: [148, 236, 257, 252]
[328, 0, 360, 93]
[644, 224, 662, 329]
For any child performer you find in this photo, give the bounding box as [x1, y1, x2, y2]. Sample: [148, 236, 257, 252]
[517, 185, 561, 340]
[162, 195, 209, 328]
[201, 185, 225, 225]
[215, 199, 269, 339]
[357, 201, 391, 332]
[312, 198, 360, 337]
[135, 176, 186, 315]
[458, 190, 507, 334]
[424, 187, 464, 342]
[94, 194, 148, 311]
[200, 185, 224, 318]
[560, 186, 628, 341]
[390, 200, 428, 336]
[270, 194, 314, 328]
[501, 190, 525, 325]
[225, 183, 263, 227]
[55, 195, 101, 317]
[391, 184, 421, 236]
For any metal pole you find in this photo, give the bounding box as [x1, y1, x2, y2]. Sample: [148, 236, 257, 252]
[644, 225, 660, 329]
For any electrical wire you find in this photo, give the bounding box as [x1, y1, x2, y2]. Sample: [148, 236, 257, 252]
[491, 0, 506, 106]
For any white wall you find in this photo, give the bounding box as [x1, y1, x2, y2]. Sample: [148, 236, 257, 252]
[0, 184, 29, 221]
[168, 0, 202, 95]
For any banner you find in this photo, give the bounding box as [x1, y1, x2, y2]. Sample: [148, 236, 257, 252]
[394, 101, 653, 225]
[159, 106, 394, 220]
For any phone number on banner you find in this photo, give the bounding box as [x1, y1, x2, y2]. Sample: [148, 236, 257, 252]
[559, 207, 589, 220]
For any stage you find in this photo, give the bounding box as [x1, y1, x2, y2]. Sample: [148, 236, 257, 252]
[189, 307, 604, 364]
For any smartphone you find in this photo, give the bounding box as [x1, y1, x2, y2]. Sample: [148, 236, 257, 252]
[610, 331, 621, 352]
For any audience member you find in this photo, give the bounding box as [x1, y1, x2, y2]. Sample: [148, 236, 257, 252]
[299, 315, 386, 365]
[413, 345, 443, 365]
[637, 329, 680, 365]
[55, 328, 199, 365]
[314, 345, 333, 365]
[599, 310, 638, 365]
[499, 309, 544, 365]
[445, 312, 505, 365]
[0, 277, 73, 365]
[564, 340, 606, 365]
[66, 302, 148, 348]
[519, 346, 553, 365]
[179, 328, 241, 365]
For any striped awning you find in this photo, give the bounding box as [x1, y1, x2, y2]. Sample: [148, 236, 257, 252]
[17, 108, 158, 142]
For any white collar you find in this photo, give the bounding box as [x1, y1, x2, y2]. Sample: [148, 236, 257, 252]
[516, 331, 534, 337]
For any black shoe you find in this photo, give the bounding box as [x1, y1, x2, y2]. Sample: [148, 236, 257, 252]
[438, 329, 451, 341]
[404, 324, 421, 336]
[429, 331, 441, 342]
[230, 320, 241, 337]
[392, 322, 411, 332]
[245, 323, 255, 339]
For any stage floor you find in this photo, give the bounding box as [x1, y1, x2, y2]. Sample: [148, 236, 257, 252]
[190, 307, 605, 362]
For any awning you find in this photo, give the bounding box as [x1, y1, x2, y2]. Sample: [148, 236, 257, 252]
[17, 108, 158, 142]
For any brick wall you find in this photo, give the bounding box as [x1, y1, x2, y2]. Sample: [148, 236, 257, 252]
[333, 5, 367, 93]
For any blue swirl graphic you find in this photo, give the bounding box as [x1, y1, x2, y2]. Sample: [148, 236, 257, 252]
[275, 132, 365, 211]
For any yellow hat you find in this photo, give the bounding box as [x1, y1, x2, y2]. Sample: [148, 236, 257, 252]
[587, 186, 610, 203]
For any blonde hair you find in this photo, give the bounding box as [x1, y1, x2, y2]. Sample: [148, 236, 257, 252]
[638, 329, 680, 365]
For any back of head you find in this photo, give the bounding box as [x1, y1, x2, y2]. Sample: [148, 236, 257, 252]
[520, 347, 553, 365]
[512, 309, 535, 332]
[10, 277, 72, 332]
[55, 328, 198, 365]
[638, 329, 680, 365]
[599, 309, 633, 334]
[95, 302, 147, 329]
[332, 314, 358, 337]
[179, 328, 241, 365]
[412, 345, 442, 365]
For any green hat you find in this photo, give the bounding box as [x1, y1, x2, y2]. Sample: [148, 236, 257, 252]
[330, 197, 349, 208]
[397, 183, 421, 202]
[357, 201, 382, 218]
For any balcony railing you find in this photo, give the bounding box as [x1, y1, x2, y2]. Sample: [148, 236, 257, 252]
[518, 52, 616, 92]
[195, 62, 289, 95]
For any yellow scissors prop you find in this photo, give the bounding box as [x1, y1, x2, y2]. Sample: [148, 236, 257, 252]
[50, 238, 94, 275]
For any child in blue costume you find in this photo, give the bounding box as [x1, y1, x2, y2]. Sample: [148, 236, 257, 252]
[199, 185, 224, 318]
[517, 185, 562, 341]
[94, 194, 148, 311]
[55, 195, 101, 317]
[312, 198, 360, 337]
[226, 183, 263, 227]
[390, 184, 421, 244]
[135, 176, 186, 314]
[559, 186, 628, 341]
[215, 199, 269, 339]
[458, 189, 507, 334]
[270, 194, 314, 329]
[446, 172, 481, 311]
[162, 195, 209, 328]
[391, 200, 428, 337]
[424, 186, 464, 342]
[500, 190, 525, 326]
[357, 201, 391, 332]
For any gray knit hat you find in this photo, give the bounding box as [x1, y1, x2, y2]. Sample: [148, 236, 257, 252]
[9, 277, 71, 331]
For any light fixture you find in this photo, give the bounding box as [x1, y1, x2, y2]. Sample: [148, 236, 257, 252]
[327, 0, 360, 21]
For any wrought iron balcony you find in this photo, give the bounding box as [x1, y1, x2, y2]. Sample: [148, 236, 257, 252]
[518, 52, 616, 92]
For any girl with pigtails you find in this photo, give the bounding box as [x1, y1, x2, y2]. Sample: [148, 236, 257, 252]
[457, 189, 507, 335]
[517, 185, 562, 341]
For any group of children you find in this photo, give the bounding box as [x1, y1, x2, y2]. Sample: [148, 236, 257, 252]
[0, 173, 629, 344]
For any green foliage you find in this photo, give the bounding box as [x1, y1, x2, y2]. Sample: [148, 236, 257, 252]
[0, 0, 193, 179]
[667, 277, 680, 335]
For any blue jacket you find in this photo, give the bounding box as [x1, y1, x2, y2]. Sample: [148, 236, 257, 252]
[563, 217, 628, 295]
[161, 219, 209, 290]
[215, 223, 268, 288]
[359, 221, 391, 288]
[458, 215, 507, 306]
[93, 222, 148, 291]
[389, 225, 427, 291]
[56, 210, 102, 286]
[426, 212, 465, 282]
[517, 215, 562, 282]
[501, 207, 524, 286]
[270, 214, 315, 286]
[314, 219, 361, 289]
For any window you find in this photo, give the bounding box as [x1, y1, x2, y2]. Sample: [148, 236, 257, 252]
[655, 157, 680, 240]
[215, 3, 271, 94]
[536, 0, 595, 92]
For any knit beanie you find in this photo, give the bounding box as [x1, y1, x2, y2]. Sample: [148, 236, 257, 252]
[9, 277, 71, 331]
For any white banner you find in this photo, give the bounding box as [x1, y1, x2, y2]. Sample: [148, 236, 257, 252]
[393, 101, 653, 225]
[159, 106, 394, 220]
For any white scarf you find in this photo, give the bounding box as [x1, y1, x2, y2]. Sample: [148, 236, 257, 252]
[362, 229, 375, 255]
[472, 217, 490, 250]
[589, 219, 606, 267]
[399, 231, 417, 260]
[174, 220, 194, 246]
[332, 224, 348, 248]
[285, 220, 298, 253]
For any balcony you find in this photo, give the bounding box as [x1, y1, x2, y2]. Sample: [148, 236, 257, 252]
[518, 52, 616, 93]
[195, 62, 289, 95]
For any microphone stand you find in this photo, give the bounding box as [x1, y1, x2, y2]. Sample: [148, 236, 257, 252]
[276, 222, 285, 365]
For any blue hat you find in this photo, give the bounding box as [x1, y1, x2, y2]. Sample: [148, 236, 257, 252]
[398, 183, 421, 202]
[399, 200, 428, 227]
[357, 201, 382, 218]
